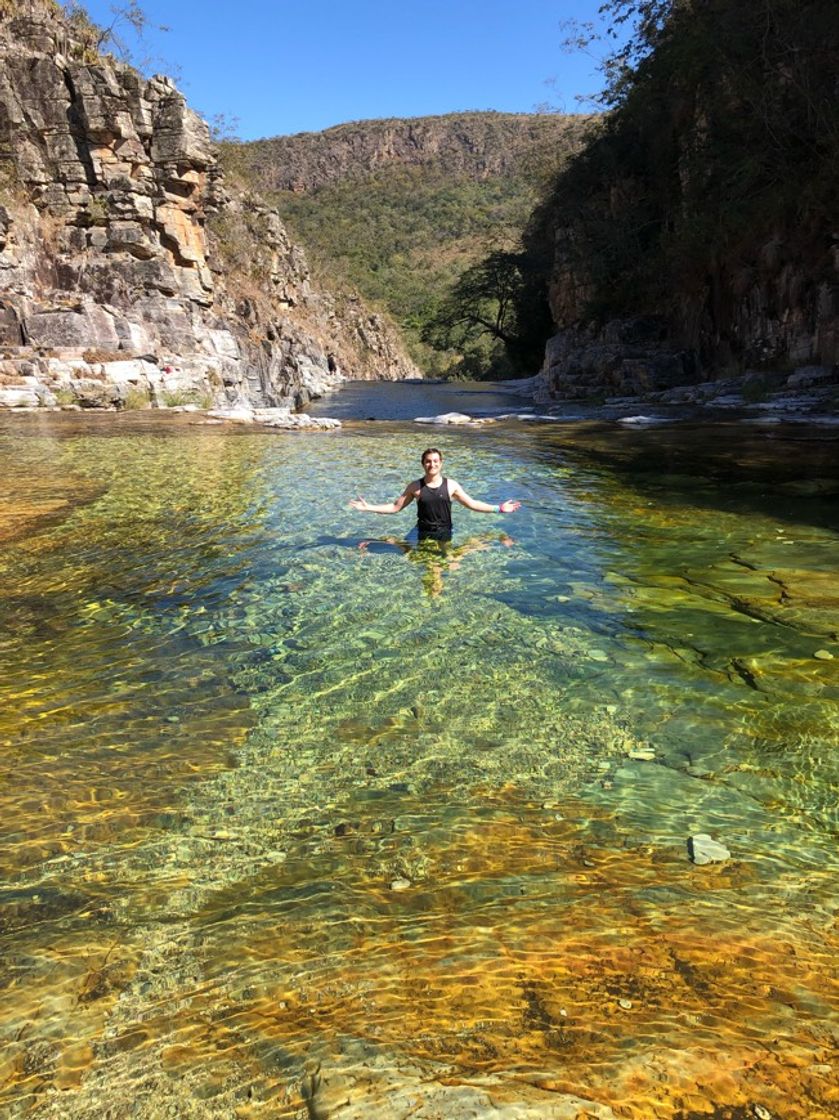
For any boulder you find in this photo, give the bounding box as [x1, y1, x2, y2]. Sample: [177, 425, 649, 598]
[0, 386, 39, 407]
[415, 411, 474, 425]
[786, 365, 838, 389]
[100, 358, 160, 383]
[688, 834, 731, 865]
[67, 378, 121, 408]
[536, 320, 699, 400]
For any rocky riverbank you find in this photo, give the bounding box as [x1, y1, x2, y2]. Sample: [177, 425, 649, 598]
[529, 363, 839, 422]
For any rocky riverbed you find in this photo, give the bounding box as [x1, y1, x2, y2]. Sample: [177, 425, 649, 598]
[1, 411, 837, 1119]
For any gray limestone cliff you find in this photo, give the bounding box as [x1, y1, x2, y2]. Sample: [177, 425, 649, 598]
[0, 0, 418, 411]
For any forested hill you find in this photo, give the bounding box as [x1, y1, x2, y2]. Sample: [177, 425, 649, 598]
[234, 112, 585, 192]
[224, 113, 590, 377]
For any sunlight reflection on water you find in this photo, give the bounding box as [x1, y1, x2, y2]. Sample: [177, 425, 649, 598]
[0, 410, 837, 1119]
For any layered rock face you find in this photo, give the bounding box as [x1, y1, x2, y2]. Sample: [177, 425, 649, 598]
[240, 112, 587, 192]
[0, 1, 418, 410]
[530, 0, 839, 403]
[536, 318, 699, 401]
[536, 232, 838, 401]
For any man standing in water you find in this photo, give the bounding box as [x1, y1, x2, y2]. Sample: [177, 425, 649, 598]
[349, 447, 521, 542]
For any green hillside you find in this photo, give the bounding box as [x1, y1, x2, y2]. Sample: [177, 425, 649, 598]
[268, 165, 536, 376]
[222, 113, 589, 377]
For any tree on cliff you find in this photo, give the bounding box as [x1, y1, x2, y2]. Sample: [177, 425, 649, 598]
[62, 0, 170, 71]
[421, 249, 552, 376]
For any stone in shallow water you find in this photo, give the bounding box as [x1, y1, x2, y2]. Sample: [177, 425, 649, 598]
[688, 833, 731, 865]
[813, 649, 834, 660]
[627, 747, 656, 761]
[414, 411, 493, 425]
[206, 407, 341, 429]
[307, 1056, 620, 1119]
[390, 877, 411, 891]
[53, 1039, 94, 1090]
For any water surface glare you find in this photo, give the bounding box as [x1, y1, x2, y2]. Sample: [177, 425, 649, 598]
[1, 410, 837, 1119]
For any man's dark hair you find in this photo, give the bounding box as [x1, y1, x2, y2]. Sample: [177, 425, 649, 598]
[421, 448, 442, 464]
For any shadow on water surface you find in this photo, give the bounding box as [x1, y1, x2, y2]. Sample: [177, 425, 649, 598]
[533, 419, 839, 531]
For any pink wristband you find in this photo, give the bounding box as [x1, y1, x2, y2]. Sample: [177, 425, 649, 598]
[498, 503, 504, 513]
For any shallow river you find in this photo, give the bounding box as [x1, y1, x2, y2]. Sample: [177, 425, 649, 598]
[1, 386, 837, 1119]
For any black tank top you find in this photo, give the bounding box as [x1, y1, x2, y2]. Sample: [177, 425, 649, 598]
[417, 477, 452, 541]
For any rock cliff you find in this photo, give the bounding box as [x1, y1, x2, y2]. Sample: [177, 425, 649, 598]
[528, 0, 839, 402]
[0, 0, 418, 411]
[238, 112, 586, 193]
[535, 227, 838, 401]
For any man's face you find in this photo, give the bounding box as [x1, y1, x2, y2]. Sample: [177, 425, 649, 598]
[422, 453, 442, 476]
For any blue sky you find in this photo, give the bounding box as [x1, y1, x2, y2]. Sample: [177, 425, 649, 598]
[78, 1, 612, 139]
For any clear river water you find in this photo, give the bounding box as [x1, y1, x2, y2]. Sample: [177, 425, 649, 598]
[1, 383, 837, 1120]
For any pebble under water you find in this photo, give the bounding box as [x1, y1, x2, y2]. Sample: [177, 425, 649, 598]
[0, 406, 837, 1119]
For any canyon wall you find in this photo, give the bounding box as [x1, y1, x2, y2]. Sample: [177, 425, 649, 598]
[0, 1, 418, 411]
[529, 0, 838, 400]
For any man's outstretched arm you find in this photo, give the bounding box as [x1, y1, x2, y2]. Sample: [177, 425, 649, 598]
[449, 480, 521, 514]
[350, 483, 417, 515]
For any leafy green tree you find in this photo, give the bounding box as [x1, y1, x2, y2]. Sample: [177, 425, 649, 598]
[422, 249, 552, 375]
[424, 252, 524, 351]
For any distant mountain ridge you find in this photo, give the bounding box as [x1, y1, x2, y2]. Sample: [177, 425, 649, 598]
[228, 112, 590, 376]
[238, 111, 588, 193]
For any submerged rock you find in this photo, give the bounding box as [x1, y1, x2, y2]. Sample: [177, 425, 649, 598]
[206, 408, 340, 429]
[627, 747, 656, 761]
[688, 833, 731, 865]
[415, 411, 485, 425]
